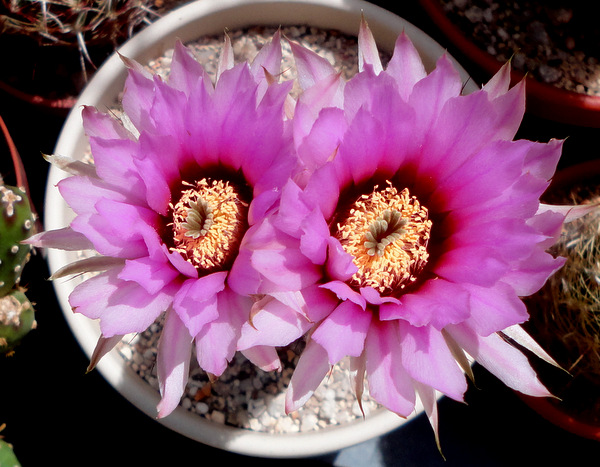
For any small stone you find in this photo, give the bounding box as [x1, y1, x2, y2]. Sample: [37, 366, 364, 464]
[210, 411, 225, 424]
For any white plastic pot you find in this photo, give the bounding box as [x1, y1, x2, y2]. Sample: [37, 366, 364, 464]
[45, 0, 477, 458]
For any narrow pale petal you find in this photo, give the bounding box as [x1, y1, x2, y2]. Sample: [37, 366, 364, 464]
[50, 255, 125, 280]
[24, 227, 94, 251]
[365, 320, 416, 416]
[87, 334, 123, 372]
[285, 339, 330, 414]
[358, 16, 383, 74]
[241, 346, 282, 372]
[157, 310, 193, 418]
[446, 323, 552, 397]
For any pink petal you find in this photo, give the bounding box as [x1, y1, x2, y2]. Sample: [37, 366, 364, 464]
[398, 321, 468, 401]
[325, 237, 358, 282]
[365, 320, 416, 416]
[250, 29, 282, 81]
[319, 280, 365, 309]
[381, 279, 470, 329]
[168, 41, 207, 95]
[121, 67, 155, 133]
[194, 287, 251, 376]
[118, 256, 180, 295]
[462, 281, 529, 336]
[172, 273, 227, 336]
[285, 339, 330, 413]
[82, 105, 132, 140]
[157, 309, 193, 418]
[237, 296, 310, 350]
[241, 346, 282, 372]
[385, 32, 427, 101]
[87, 135, 146, 203]
[69, 267, 176, 337]
[311, 300, 371, 365]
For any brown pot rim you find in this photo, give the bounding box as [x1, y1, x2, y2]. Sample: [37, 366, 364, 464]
[419, 0, 600, 127]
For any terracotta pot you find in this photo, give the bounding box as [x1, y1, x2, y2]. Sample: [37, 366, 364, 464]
[419, 0, 600, 127]
[519, 159, 600, 441]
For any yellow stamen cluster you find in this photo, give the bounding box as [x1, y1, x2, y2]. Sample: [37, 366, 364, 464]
[171, 178, 248, 272]
[335, 181, 432, 294]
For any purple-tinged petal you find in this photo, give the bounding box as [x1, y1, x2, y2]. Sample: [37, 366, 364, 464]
[82, 105, 133, 140]
[462, 281, 529, 336]
[157, 309, 193, 418]
[168, 40, 207, 95]
[398, 321, 467, 401]
[57, 175, 130, 215]
[294, 106, 346, 176]
[446, 323, 552, 397]
[311, 300, 371, 365]
[482, 60, 512, 98]
[320, 280, 365, 309]
[69, 267, 176, 337]
[408, 54, 462, 138]
[433, 245, 509, 288]
[289, 38, 337, 91]
[241, 346, 282, 372]
[194, 287, 251, 377]
[86, 136, 146, 203]
[360, 287, 400, 306]
[502, 251, 565, 297]
[385, 32, 427, 101]
[285, 339, 331, 413]
[121, 67, 155, 133]
[250, 29, 282, 81]
[238, 296, 311, 350]
[299, 208, 330, 265]
[172, 272, 227, 336]
[325, 237, 358, 282]
[118, 256, 180, 295]
[365, 320, 416, 416]
[382, 279, 470, 329]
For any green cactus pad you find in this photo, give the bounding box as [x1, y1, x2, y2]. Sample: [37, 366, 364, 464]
[0, 289, 36, 354]
[0, 438, 22, 467]
[0, 184, 36, 296]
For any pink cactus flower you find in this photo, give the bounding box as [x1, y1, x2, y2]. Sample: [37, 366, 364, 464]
[28, 32, 297, 418]
[235, 20, 590, 444]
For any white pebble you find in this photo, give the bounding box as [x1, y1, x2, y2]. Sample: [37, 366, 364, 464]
[210, 411, 225, 424]
[195, 402, 209, 414]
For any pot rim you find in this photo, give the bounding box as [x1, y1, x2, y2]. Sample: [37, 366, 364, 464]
[419, 0, 600, 127]
[45, 0, 476, 458]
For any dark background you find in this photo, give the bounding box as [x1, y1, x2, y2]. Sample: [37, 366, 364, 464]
[1, 1, 599, 465]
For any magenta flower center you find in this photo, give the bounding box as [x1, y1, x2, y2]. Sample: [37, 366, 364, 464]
[335, 182, 432, 294]
[170, 177, 249, 273]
